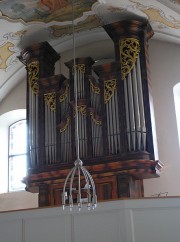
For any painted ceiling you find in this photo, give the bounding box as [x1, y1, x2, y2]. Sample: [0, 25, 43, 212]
[0, 0, 180, 102]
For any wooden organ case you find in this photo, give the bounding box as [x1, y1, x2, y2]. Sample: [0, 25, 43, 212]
[19, 20, 163, 207]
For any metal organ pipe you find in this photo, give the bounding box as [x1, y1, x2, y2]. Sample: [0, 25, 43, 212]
[45, 101, 48, 163]
[59, 80, 72, 163]
[124, 77, 131, 151]
[43, 93, 57, 164]
[136, 56, 146, 150]
[29, 88, 33, 165]
[89, 76, 103, 157]
[29, 88, 32, 164]
[127, 73, 136, 151]
[106, 99, 112, 154]
[28, 87, 39, 167]
[114, 90, 121, 153]
[111, 88, 119, 154]
[132, 65, 141, 150]
[123, 55, 147, 152]
[53, 111, 56, 163]
[104, 79, 121, 155]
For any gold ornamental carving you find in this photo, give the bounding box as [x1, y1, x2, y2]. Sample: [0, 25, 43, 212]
[89, 78, 100, 94]
[120, 38, 140, 80]
[44, 92, 56, 111]
[74, 64, 85, 74]
[104, 79, 117, 104]
[60, 116, 71, 133]
[90, 112, 102, 125]
[60, 82, 69, 103]
[74, 105, 87, 116]
[28, 61, 39, 95]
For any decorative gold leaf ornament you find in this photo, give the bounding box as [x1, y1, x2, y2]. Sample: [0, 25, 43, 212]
[60, 116, 71, 133]
[104, 79, 117, 104]
[44, 92, 56, 111]
[120, 38, 140, 80]
[74, 105, 87, 116]
[60, 82, 69, 102]
[90, 112, 102, 125]
[28, 61, 39, 95]
[74, 64, 85, 74]
[89, 78, 100, 94]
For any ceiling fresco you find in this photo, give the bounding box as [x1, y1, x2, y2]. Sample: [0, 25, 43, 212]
[128, 0, 180, 29]
[0, 0, 180, 102]
[0, 0, 97, 23]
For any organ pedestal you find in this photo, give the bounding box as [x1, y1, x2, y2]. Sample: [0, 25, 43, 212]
[19, 20, 163, 207]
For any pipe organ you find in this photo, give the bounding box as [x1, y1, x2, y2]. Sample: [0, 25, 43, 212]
[19, 20, 163, 207]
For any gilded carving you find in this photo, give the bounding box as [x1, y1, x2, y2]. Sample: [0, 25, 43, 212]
[28, 61, 39, 95]
[44, 92, 56, 111]
[74, 105, 87, 116]
[104, 79, 117, 104]
[60, 117, 71, 133]
[90, 112, 102, 125]
[120, 38, 140, 80]
[60, 82, 69, 102]
[89, 78, 100, 94]
[74, 64, 85, 74]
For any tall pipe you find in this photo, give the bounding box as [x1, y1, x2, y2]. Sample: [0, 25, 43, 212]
[136, 56, 146, 150]
[127, 73, 136, 151]
[124, 77, 131, 151]
[132, 65, 141, 150]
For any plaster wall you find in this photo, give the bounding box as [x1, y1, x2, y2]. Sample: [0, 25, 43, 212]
[0, 80, 26, 116]
[143, 39, 180, 196]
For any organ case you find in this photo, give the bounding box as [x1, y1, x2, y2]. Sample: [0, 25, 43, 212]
[19, 20, 163, 207]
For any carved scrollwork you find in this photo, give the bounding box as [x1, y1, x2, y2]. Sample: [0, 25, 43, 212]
[74, 105, 87, 116]
[74, 64, 85, 74]
[120, 38, 140, 80]
[44, 92, 56, 111]
[104, 79, 117, 104]
[28, 61, 39, 95]
[59, 82, 69, 103]
[90, 111, 102, 125]
[89, 78, 100, 94]
[60, 116, 71, 133]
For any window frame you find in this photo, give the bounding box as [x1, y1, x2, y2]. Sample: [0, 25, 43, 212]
[8, 119, 27, 192]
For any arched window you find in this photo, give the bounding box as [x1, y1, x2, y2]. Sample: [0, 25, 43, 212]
[8, 119, 27, 191]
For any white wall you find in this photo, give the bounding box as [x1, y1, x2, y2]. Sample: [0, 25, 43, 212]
[143, 40, 180, 196]
[1, 198, 180, 242]
[0, 80, 26, 116]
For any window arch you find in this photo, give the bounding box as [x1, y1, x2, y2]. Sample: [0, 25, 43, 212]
[8, 119, 27, 191]
[0, 109, 26, 193]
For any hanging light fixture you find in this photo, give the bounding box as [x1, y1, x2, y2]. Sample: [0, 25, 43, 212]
[61, 0, 97, 211]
